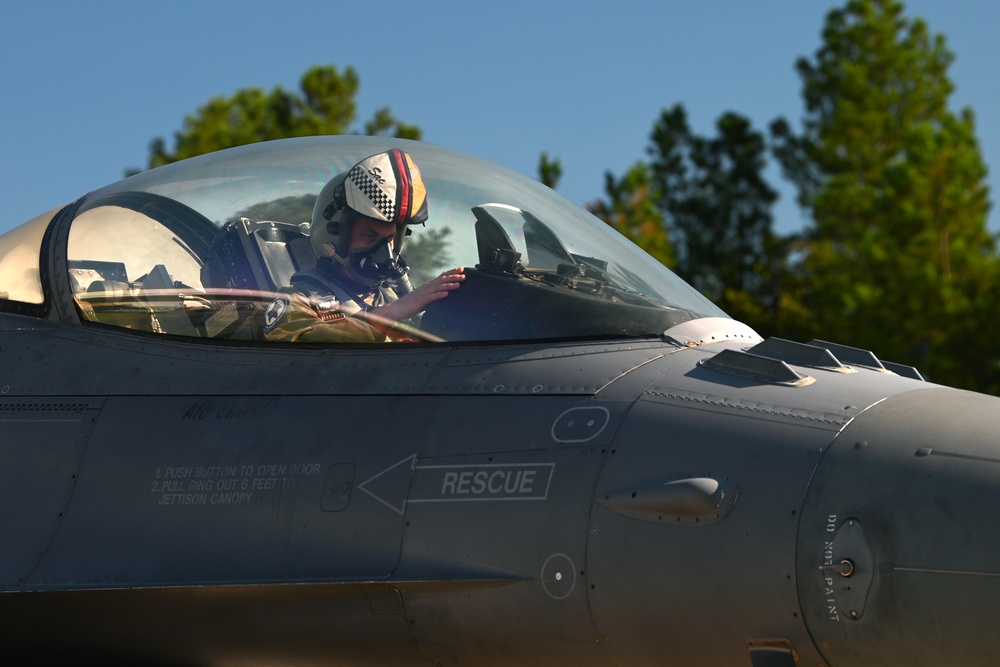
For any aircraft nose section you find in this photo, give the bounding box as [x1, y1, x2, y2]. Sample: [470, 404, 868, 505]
[797, 387, 1000, 666]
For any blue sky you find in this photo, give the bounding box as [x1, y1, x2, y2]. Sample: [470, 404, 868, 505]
[2, 1, 997, 236]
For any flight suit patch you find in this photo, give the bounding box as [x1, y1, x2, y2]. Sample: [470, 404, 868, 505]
[263, 296, 290, 333]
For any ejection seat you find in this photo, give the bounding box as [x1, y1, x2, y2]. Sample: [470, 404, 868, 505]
[198, 218, 315, 339]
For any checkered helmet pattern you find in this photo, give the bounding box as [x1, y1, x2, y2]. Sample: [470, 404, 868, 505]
[342, 149, 428, 225]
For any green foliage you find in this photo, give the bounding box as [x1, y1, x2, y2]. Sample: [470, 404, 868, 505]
[236, 195, 316, 226]
[134, 39, 1000, 392]
[364, 106, 421, 141]
[537, 152, 563, 190]
[588, 162, 673, 270]
[771, 0, 997, 390]
[403, 227, 453, 287]
[144, 65, 421, 169]
[649, 106, 787, 326]
[591, 104, 787, 335]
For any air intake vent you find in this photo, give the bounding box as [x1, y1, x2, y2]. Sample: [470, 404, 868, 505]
[747, 338, 853, 373]
[699, 348, 814, 387]
[808, 339, 924, 380]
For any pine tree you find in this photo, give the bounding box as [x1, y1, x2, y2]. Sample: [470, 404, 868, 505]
[771, 0, 996, 388]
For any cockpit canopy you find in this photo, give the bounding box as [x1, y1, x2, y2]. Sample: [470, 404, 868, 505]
[0, 136, 727, 343]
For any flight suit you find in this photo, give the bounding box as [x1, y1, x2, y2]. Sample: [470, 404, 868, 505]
[263, 261, 398, 343]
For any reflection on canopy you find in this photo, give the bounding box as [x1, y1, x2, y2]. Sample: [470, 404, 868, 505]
[29, 137, 727, 343]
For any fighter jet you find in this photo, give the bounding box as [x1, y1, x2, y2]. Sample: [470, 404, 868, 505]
[0, 135, 998, 666]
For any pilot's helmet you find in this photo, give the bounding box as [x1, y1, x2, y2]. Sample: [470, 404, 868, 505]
[310, 148, 429, 261]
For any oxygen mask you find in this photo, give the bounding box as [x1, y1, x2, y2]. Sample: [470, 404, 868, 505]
[348, 237, 410, 290]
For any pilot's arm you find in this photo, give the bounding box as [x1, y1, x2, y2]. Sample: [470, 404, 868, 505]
[262, 291, 384, 343]
[374, 267, 466, 321]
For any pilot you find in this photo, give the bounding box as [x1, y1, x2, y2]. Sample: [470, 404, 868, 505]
[264, 149, 464, 342]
